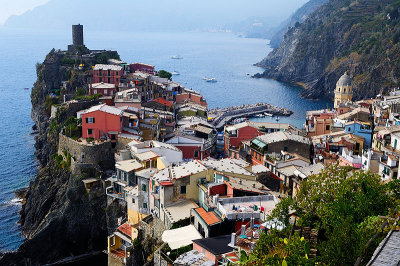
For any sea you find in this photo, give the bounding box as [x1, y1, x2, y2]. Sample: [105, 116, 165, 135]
[0, 28, 331, 251]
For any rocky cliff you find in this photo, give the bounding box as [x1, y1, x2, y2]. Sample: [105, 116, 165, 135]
[269, 0, 328, 48]
[0, 49, 120, 265]
[256, 0, 400, 100]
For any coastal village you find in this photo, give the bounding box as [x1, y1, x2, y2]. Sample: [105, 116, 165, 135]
[35, 25, 400, 265]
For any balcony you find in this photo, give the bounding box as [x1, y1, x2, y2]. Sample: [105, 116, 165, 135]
[106, 186, 124, 200]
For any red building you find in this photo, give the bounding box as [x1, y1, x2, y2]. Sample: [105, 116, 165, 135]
[175, 92, 207, 108]
[79, 104, 123, 140]
[165, 134, 212, 160]
[129, 63, 155, 74]
[224, 122, 261, 156]
[89, 82, 116, 97]
[93, 64, 123, 87]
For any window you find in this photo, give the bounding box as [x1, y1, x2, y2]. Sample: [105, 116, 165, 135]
[284, 146, 288, 152]
[110, 236, 115, 246]
[132, 198, 135, 204]
[142, 184, 147, 192]
[87, 129, 93, 135]
[143, 202, 147, 209]
[325, 125, 330, 131]
[116, 71, 119, 76]
[124, 172, 127, 182]
[93, 89, 97, 94]
[347, 128, 351, 132]
[86, 117, 95, 123]
[118, 171, 121, 180]
[116, 78, 119, 83]
[108, 77, 111, 83]
[99, 77, 102, 82]
[98, 69, 102, 76]
[194, 150, 199, 158]
[104, 89, 108, 95]
[180, 185, 186, 194]
[108, 70, 111, 76]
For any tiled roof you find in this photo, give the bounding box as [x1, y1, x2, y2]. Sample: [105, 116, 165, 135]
[116, 159, 142, 172]
[118, 222, 133, 238]
[153, 97, 173, 108]
[90, 82, 115, 89]
[135, 151, 159, 161]
[257, 131, 310, 145]
[201, 158, 255, 176]
[93, 64, 123, 71]
[81, 104, 123, 116]
[368, 230, 400, 266]
[194, 207, 221, 226]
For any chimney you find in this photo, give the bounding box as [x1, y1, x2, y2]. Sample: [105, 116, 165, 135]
[230, 233, 236, 246]
[250, 217, 254, 230]
[241, 225, 246, 235]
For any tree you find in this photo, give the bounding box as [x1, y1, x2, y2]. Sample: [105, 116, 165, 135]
[246, 165, 400, 265]
[158, 70, 172, 80]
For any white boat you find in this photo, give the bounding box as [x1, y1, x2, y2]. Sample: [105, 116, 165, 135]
[264, 112, 273, 117]
[203, 77, 217, 83]
[276, 116, 280, 121]
[171, 55, 183, 59]
[171, 71, 180, 75]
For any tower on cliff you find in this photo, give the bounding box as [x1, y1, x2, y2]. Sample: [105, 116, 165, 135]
[334, 72, 353, 109]
[72, 24, 84, 46]
[68, 24, 88, 53]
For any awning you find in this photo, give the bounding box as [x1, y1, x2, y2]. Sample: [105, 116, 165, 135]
[162, 224, 203, 250]
[252, 139, 266, 148]
[114, 231, 132, 244]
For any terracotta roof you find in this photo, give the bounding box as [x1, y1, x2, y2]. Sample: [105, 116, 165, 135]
[194, 207, 221, 226]
[118, 222, 133, 238]
[153, 97, 173, 108]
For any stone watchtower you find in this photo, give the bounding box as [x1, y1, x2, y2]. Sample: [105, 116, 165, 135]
[334, 72, 353, 109]
[72, 24, 84, 46]
[68, 24, 88, 53]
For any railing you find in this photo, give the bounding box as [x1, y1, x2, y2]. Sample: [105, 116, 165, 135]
[106, 186, 124, 200]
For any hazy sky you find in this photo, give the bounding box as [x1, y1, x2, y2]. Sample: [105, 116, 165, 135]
[0, 0, 49, 24]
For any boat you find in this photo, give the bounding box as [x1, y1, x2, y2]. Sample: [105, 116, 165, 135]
[203, 77, 217, 83]
[171, 55, 183, 59]
[264, 112, 273, 117]
[171, 71, 180, 75]
[275, 116, 280, 121]
[24, 87, 29, 90]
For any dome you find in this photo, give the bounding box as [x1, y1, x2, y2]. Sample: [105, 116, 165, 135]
[337, 72, 351, 87]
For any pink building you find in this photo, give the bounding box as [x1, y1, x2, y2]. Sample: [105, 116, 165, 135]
[129, 63, 155, 74]
[79, 104, 123, 140]
[89, 82, 116, 97]
[93, 64, 123, 87]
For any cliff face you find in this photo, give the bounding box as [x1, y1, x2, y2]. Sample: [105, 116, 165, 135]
[256, 0, 400, 100]
[269, 0, 328, 48]
[0, 50, 118, 265]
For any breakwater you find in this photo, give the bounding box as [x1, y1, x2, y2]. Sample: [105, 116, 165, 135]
[209, 103, 293, 131]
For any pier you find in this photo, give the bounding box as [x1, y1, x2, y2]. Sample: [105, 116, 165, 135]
[209, 103, 293, 131]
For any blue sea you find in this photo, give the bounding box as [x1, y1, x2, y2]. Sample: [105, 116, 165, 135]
[0, 28, 331, 251]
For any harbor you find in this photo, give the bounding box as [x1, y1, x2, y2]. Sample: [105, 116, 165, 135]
[209, 102, 293, 131]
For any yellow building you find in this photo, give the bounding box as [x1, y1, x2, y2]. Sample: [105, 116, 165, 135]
[334, 72, 353, 109]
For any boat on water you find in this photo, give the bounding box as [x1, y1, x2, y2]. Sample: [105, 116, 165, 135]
[276, 116, 280, 121]
[171, 55, 183, 59]
[203, 77, 217, 83]
[264, 112, 273, 117]
[171, 71, 180, 75]
[24, 87, 29, 90]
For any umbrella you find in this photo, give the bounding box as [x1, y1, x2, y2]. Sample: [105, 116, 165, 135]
[239, 234, 248, 239]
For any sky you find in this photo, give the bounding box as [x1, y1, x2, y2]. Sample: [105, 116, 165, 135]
[0, 0, 49, 25]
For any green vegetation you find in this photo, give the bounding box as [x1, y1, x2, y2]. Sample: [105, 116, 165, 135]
[94, 51, 120, 64]
[158, 70, 172, 80]
[50, 150, 72, 169]
[245, 165, 400, 265]
[63, 116, 81, 140]
[73, 87, 102, 101]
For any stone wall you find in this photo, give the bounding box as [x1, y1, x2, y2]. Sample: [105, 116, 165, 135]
[58, 133, 115, 170]
[139, 215, 165, 242]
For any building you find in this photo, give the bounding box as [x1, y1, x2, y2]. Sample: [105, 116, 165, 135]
[378, 154, 399, 182]
[344, 121, 373, 148]
[192, 235, 234, 265]
[129, 63, 155, 74]
[79, 104, 123, 140]
[89, 82, 116, 97]
[166, 134, 213, 160]
[114, 89, 141, 109]
[334, 72, 353, 109]
[248, 131, 312, 165]
[93, 64, 123, 87]
[305, 109, 335, 137]
[224, 122, 260, 157]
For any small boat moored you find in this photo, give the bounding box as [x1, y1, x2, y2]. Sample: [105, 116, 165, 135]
[171, 55, 183, 59]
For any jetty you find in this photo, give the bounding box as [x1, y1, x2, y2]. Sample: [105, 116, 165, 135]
[209, 103, 293, 131]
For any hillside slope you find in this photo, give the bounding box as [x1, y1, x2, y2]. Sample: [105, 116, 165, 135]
[256, 0, 400, 100]
[269, 0, 328, 48]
